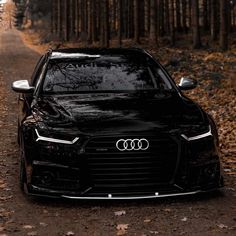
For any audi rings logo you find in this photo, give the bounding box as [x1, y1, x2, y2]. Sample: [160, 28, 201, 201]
[116, 138, 149, 151]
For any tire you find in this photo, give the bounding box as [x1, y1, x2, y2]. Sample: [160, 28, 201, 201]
[19, 158, 26, 191]
[17, 120, 21, 145]
[19, 133, 27, 193]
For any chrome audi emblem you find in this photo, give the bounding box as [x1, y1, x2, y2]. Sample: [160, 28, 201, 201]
[116, 138, 149, 151]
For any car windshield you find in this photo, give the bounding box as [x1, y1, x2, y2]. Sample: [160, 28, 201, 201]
[43, 54, 173, 94]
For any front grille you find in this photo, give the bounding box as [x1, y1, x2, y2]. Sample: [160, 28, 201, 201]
[85, 134, 179, 194]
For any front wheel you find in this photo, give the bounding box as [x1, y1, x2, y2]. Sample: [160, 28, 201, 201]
[19, 157, 26, 191]
[19, 133, 27, 193]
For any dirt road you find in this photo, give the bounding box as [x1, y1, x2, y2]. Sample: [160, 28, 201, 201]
[0, 29, 235, 236]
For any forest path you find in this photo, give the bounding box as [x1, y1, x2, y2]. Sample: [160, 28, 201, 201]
[0, 29, 235, 236]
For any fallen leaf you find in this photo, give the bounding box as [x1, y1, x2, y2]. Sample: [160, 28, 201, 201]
[116, 224, 129, 235]
[0, 184, 6, 189]
[163, 208, 171, 212]
[0, 196, 12, 201]
[217, 223, 228, 229]
[117, 230, 126, 236]
[39, 222, 47, 227]
[66, 231, 75, 236]
[144, 219, 151, 223]
[149, 231, 159, 235]
[117, 224, 129, 231]
[181, 217, 188, 222]
[27, 232, 37, 236]
[23, 225, 35, 229]
[114, 210, 126, 216]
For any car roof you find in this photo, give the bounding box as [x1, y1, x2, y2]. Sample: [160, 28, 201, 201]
[49, 48, 149, 60]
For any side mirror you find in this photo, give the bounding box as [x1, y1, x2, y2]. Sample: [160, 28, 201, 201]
[178, 77, 197, 91]
[12, 80, 35, 93]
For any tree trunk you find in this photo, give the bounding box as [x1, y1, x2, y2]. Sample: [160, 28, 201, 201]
[164, 0, 170, 35]
[69, 0, 75, 39]
[211, 0, 217, 41]
[75, 0, 79, 38]
[149, 0, 157, 44]
[57, 0, 62, 38]
[188, 0, 191, 28]
[176, 0, 181, 31]
[144, 0, 150, 37]
[111, 0, 116, 34]
[96, 0, 101, 41]
[134, 0, 140, 43]
[182, 0, 187, 33]
[220, 0, 228, 50]
[117, 0, 122, 46]
[104, 0, 109, 47]
[51, 0, 57, 35]
[128, 0, 133, 38]
[123, 0, 128, 38]
[63, 0, 69, 41]
[232, 3, 236, 29]
[87, 0, 92, 43]
[192, 0, 201, 49]
[91, 0, 97, 42]
[100, 0, 109, 47]
[203, 0, 209, 31]
[100, 0, 104, 46]
[170, 0, 175, 46]
[158, 0, 164, 36]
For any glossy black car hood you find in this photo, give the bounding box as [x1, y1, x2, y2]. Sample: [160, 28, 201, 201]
[31, 92, 208, 135]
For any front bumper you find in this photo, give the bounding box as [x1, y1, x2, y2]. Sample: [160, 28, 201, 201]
[23, 131, 224, 199]
[25, 159, 224, 199]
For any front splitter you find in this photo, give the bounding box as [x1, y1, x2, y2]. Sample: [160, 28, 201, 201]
[61, 190, 204, 200]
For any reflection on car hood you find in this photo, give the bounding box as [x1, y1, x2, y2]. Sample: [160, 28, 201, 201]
[32, 93, 207, 134]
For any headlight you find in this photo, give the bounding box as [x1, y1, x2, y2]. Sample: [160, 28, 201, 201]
[181, 126, 212, 141]
[35, 129, 79, 145]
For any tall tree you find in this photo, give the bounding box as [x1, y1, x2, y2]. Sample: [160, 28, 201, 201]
[164, 0, 170, 35]
[104, 0, 109, 47]
[91, 0, 97, 42]
[69, 0, 75, 39]
[63, 0, 69, 41]
[51, 0, 57, 34]
[220, 0, 228, 50]
[170, 0, 175, 46]
[182, 0, 188, 33]
[57, 0, 62, 38]
[87, 0, 92, 43]
[111, 0, 116, 34]
[192, 0, 201, 48]
[74, 0, 79, 38]
[134, 0, 140, 43]
[158, 0, 164, 36]
[144, 0, 150, 37]
[149, 0, 157, 44]
[188, 0, 192, 28]
[203, 0, 209, 31]
[117, 0, 122, 46]
[211, 0, 218, 41]
[176, 0, 181, 31]
[100, 0, 109, 47]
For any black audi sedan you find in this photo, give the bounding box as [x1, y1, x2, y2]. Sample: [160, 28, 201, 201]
[12, 48, 223, 199]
